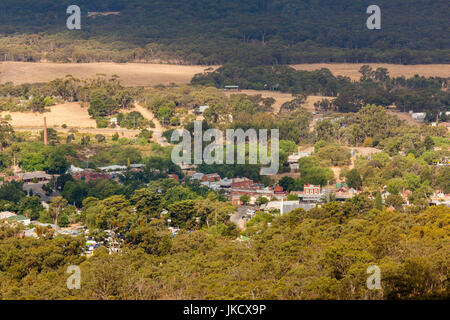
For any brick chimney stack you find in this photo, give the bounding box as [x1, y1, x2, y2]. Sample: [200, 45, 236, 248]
[43, 117, 48, 146]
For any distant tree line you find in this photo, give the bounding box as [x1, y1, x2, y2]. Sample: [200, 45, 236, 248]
[0, 0, 449, 64]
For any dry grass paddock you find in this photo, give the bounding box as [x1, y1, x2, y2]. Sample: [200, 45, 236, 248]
[291, 63, 450, 81]
[0, 62, 215, 87]
[1, 102, 96, 128]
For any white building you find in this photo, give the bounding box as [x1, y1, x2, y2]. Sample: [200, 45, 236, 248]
[264, 200, 316, 214]
[7, 215, 31, 226]
[197, 105, 210, 114]
[288, 152, 310, 171]
[410, 111, 426, 122]
[0, 211, 16, 220]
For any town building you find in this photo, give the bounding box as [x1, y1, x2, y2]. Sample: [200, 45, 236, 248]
[98, 165, 128, 171]
[32, 221, 58, 230]
[20, 229, 38, 238]
[287, 152, 310, 172]
[5, 171, 53, 183]
[196, 105, 210, 114]
[191, 172, 221, 183]
[230, 178, 287, 205]
[430, 192, 450, 207]
[224, 85, 240, 91]
[73, 171, 110, 182]
[7, 215, 31, 226]
[436, 157, 450, 167]
[67, 165, 84, 174]
[298, 184, 324, 203]
[334, 183, 360, 201]
[231, 177, 254, 189]
[167, 174, 180, 182]
[127, 164, 145, 173]
[410, 111, 426, 123]
[0, 211, 16, 220]
[200, 177, 232, 192]
[264, 199, 316, 214]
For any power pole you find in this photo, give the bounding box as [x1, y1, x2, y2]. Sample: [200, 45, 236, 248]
[43, 117, 48, 146]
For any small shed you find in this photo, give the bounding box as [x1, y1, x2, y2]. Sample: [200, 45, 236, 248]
[197, 105, 210, 114]
[224, 85, 240, 91]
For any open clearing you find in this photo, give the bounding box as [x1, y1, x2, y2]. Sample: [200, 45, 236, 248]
[1, 102, 96, 128]
[291, 63, 450, 80]
[224, 89, 295, 113]
[225, 90, 332, 114]
[0, 62, 214, 87]
[2, 102, 170, 141]
[387, 109, 420, 126]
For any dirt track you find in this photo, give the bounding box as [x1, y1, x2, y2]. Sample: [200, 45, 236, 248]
[131, 104, 168, 146]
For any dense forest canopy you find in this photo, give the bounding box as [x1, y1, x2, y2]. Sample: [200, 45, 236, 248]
[0, 204, 449, 299]
[0, 0, 449, 64]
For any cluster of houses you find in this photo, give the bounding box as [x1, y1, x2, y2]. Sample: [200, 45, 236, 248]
[68, 164, 146, 182]
[188, 170, 364, 214]
[0, 211, 111, 254]
[229, 178, 286, 205]
[430, 192, 450, 207]
[381, 188, 450, 208]
[0, 163, 148, 205]
[0, 211, 84, 237]
[2, 148, 449, 243]
[189, 172, 289, 205]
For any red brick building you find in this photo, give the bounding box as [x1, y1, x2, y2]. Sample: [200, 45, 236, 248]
[167, 174, 180, 182]
[203, 173, 220, 183]
[230, 178, 287, 205]
[231, 177, 254, 189]
[191, 172, 221, 183]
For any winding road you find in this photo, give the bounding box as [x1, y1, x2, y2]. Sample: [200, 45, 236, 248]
[132, 103, 169, 146]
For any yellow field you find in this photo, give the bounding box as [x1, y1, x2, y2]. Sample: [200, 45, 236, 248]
[2, 102, 168, 140]
[1, 102, 96, 128]
[0, 62, 215, 87]
[2, 62, 447, 88]
[291, 63, 450, 80]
